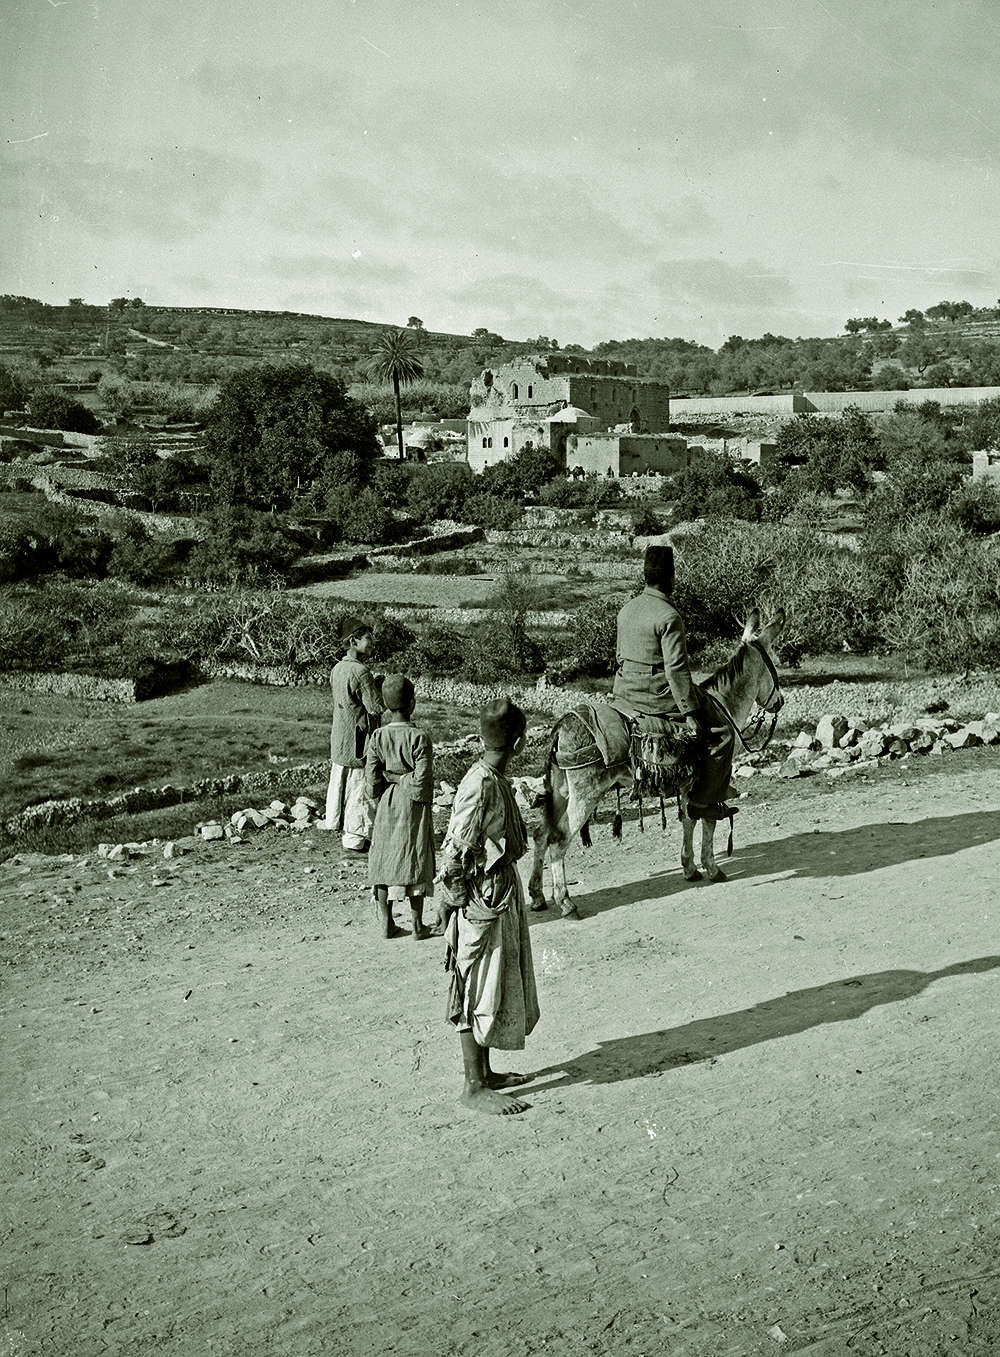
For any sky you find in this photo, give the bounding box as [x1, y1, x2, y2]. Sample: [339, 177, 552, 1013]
[3, 0, 1000, 349]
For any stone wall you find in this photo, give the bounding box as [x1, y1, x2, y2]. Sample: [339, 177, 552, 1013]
[0, 670, 138, 701]
[670, 386, 1000, 419]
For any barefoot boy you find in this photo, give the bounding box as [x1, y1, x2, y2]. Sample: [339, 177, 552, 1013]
[439, 698, 539, 1116]
[365, 674, 436, 941]
[325, 616, 385, 852]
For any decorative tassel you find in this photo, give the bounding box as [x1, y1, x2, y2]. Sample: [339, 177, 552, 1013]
[612, 787, 623, 840]
[659, 795, 667, 831]
[637, 792, 644, 832]
[580, 820, 592, 848]
[726, 812, 735, 857]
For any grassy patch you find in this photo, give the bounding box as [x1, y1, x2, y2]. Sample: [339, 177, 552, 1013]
[0, 680, 543, 821]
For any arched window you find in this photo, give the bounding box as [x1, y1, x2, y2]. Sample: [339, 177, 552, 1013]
[527, 384, 533, 398]
[512, 383, 519, 399]
[503, 436, 509, 447]
[482, 437, 488, 447]
[488, 437, 493, 447]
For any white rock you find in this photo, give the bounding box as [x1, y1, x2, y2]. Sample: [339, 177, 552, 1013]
[816, 715, 848, 748]
[200, 823, 225, 841]
[944, 727, 981, 749]
[269, 800, 289, 813]
[163, 842, 181, 859]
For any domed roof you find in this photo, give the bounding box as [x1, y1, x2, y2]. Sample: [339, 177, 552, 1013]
[545, 405, 593, 422]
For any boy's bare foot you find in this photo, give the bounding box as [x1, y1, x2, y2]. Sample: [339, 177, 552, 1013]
[459, 1086, 529, 1115]
[382, 924, 408, 939]
[486, 1071, 529, 1089]
[412, 924, 433, 941]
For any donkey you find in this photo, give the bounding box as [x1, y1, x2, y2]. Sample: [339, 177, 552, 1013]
[528, 609, 785, 918]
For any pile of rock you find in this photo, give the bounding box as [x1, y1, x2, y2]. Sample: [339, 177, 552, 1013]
[198, 797, 323, 840]
[734, 711, 1000, 781]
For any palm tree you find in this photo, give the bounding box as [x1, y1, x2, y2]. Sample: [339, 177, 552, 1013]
[366, 328, 424, 460]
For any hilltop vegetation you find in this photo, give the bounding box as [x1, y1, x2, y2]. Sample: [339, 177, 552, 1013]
[6, 293, 1000, 407]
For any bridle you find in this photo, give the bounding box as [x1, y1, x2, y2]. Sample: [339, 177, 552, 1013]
[705, 640, 783, 756]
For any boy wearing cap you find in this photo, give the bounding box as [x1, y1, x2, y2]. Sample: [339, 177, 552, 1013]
[365, 674, 437, 941]
[439, 698, 539, 1116]
[324, 616, 385, 851]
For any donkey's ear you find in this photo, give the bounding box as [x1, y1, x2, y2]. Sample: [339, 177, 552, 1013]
[758, 609, 786, 645]
[741, 608, 761, 641]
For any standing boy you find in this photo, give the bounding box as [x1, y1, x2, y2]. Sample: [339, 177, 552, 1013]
[365, 673, 437, 941]
[439, 698, 539, 1117]
[324, 615, 385, 852]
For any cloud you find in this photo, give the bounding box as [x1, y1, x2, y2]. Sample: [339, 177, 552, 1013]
[649, 258, 796, 309]
[5, 141, 264, 244]
[266, 252, 413, 287]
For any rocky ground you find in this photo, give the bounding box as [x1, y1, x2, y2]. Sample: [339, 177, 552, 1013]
[3, 745, 1000, 1356]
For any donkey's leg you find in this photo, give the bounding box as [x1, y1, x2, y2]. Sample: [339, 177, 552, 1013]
[528, 826, 549, 911]
[678, 794, 702, 881]
[700, 818, 727, 884]
[531, 763, 572, 912]
[553, 768, 609, 919]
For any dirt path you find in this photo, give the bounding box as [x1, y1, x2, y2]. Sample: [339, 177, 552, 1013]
[3, 751, 1000, 1356]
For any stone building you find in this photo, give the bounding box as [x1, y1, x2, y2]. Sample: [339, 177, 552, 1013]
[467, 353, 670, 472]
[566, 432, 691, 478]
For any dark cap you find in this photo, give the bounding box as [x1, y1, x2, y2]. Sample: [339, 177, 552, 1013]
[338, 614, 373, 642]
[643, 543, 674, 586]
[480, 697, 527, 750]
[381, 673, 415, 711]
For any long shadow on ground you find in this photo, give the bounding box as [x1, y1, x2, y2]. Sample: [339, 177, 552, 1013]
[523, 955, 1000, 1090]
[541, 808, 1000, 922]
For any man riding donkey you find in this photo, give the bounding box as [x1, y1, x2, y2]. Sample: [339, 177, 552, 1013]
[528, 542, 784, 916]
[613, 542, 738, 836]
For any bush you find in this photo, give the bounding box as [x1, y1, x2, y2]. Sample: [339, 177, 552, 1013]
[412, 555, 481, 575]
[460, 568, 544, 682]
[183, 506, 300, 585]
[398, 623, 467, 675]
[322, 481, 403, 546]
[0, 580, 133, 673]
[670, 452, 763, 521]
[25, 387, 102, 434]
[629, 500, 664, 536]
[460, 494, 520, 530]
[404, 462, 474, 525]
[880, 521, 1000, 671]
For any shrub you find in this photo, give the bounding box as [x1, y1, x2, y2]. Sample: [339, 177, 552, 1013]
[460, 568, 544, 682]
[412, 555, 481, 575]
[323, 481, 402, 545]
[398, 623, 467, 675]
[25, 387, 102, 434]
[629, 500, 664, 536]
[670, 452, 763, 521]
[460, 493, 520, 530]
[569, 596, 621, 677]
[404, 462, 474, 525]
[183, 506, 300, 585]
[880, 522, 1000, 671]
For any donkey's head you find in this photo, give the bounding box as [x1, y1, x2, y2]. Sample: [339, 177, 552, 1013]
[740, 608, 785, 714]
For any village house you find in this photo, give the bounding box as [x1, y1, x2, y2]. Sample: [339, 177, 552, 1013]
[466, 353, 671, 473]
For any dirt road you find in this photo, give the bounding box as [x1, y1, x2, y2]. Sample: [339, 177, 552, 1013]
[3, 750, 1000, 1356]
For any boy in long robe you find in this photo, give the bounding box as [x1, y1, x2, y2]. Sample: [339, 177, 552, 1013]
[324, 616, 385, 852]
[439, 698, 539, 1117]
[365, 674, 436, 941]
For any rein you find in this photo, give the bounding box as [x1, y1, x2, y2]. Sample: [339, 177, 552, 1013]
[705, 641, 782, 756]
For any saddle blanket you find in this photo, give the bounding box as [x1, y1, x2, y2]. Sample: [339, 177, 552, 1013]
[556, 702, 686, 771]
